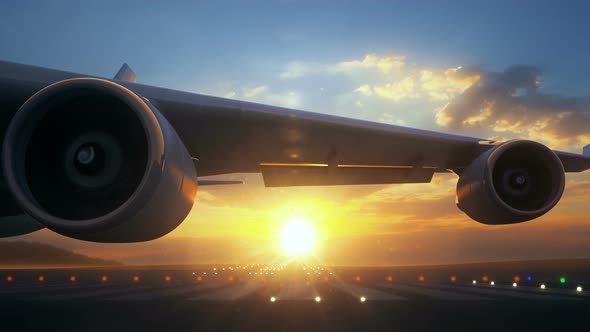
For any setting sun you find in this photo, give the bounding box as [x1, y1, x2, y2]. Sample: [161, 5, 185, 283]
[280, 219, 315, 257]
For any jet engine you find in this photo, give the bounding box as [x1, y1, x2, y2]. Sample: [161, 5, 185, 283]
[456, 140, 565, 224]
[1, 78, 197, 242]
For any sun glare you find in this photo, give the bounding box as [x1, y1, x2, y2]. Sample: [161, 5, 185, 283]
[280, 219, 315, 257]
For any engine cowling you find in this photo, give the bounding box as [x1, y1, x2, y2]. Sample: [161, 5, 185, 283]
[1, 78, 197, 242]
[456, 140, 565, 224]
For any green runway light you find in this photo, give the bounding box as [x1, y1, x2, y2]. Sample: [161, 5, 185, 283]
[560, 277, 566, 284]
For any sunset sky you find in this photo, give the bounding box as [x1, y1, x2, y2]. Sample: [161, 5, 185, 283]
[2, 0, 590, 265]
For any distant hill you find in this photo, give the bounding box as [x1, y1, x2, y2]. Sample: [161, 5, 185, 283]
[0, 241, 121, 268]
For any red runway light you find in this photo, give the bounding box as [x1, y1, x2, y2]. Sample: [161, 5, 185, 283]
[196, 276, 203, 282]
[69, 276, 76, 282]
[419, 275, 425, 282]
[387, 275, 393, 282]
[450, 276, 457, 282]
[514, 275, 520, 282]
[6, 276, 13, 282]
[165, 276, 172, 282]
[38, 276, 45, 282]
[482, 275, 488, 282]
[323, 276, 330, 282]
[228, 276, 235, 282]
[355, 276, 361, 282]
[133, 276, 140, 282]
[101, 276, 108, 282]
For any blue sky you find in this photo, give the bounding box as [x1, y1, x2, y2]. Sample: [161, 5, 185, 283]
[2, 0, 589, 95]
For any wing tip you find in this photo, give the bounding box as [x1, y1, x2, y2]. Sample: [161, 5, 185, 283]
[584, 144, 590, 158]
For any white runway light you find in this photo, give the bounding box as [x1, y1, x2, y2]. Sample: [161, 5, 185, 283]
[577, 286, 583, 292]
[472, 280, 477, 284]
[490, 281, 495, 286]
[540, 284, 546, 289]
[314, 296, 321, 303]
[360, 296, 366, 303]
[513, 282, 518, 287]
[270, 297, 277, 302]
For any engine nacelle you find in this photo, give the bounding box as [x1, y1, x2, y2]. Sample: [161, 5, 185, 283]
[456, 140, 565, 224]
[2, 78, 197, 242]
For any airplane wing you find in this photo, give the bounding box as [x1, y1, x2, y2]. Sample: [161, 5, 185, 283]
[132, 78, 590, 184]
[1, 60, 590, 241]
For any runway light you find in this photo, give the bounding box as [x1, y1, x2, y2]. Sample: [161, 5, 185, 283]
[560, 277, 566, 284]
[472, 280, 477, 284]
[419, 275, 425, 282]
[6, 276, 13, 282]
[482, 275, 488, 282]
[577, 286, 583, 292]
[165, 276, 172, 282]
[69, 276, 76, 282]
[314, 296, 321, 303]
[38, 276, 44, 282]
[355, 276, 361, 282]
[387, 275, 393, 282]
[196, 276, 203, 282]
[101, 276, 108, 282]
[490, 281, 495, 286]
[323, 276, 330, 282]
[513, 282, 518, 287]
[527, 275, 532, 281]
[133, 276, 140, 282]
[450, 276, 457, 282]
[270, 296, 277, 303]
[540, 284, 546, 289]
[514, 275, 520, 282]
[228, 276, 235, 282]
[360, 296, 366, 303]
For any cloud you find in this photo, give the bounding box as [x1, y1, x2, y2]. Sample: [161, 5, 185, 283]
[435, 65, 590, 149]
[280, 54, 406, 79]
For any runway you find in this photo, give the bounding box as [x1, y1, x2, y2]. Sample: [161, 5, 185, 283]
[1, 266, 589, 331]
[0, 271, 587, 303]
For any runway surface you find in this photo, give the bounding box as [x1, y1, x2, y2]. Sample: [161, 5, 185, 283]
[0, 265, 589, 331]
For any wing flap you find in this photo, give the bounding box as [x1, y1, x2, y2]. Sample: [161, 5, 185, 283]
[261, 163, 434, 187]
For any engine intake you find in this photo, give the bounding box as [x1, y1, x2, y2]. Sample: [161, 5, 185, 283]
[456, 140, 565, 224]
[2, 78, 197, 242]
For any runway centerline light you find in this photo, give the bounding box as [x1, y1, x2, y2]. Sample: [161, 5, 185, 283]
[360, 296, 366, 303]
[270, 296, 277, 302]
[315, 296, 321, 303]
[540, 284, 546, 289]
[577, 286, 583, 292]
